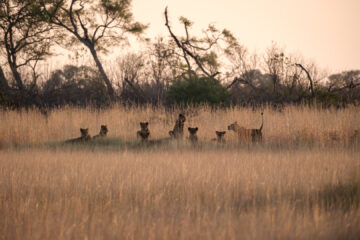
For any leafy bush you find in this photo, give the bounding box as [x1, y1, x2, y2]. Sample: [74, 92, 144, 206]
[316, 90, 342, 107]
[166, 75, 230, 106]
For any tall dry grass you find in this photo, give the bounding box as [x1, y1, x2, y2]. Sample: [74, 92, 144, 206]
[0, 105, 359, 239]
[0, 149, 359, 239]
[0, 105, 359, 147]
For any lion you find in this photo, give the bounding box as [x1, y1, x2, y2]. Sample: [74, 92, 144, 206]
[187, 127, 198, 143]
[137, 122, 150, 141]
[169, 113, 186, 138]
[93, 125, 108, 139]
[228, 112, 263, 143]
[211, 131, 226, 143]
[65, 128, 91, 143]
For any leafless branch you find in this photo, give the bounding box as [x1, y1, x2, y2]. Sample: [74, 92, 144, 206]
[123, 77, 149, 102]
[227, 77, 257, 91]
[295, 63, 315, 98]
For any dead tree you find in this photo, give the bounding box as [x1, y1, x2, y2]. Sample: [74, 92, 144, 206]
[295, 63, 315, 98]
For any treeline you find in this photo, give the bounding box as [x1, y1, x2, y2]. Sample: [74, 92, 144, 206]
[0, 0, 359, 109]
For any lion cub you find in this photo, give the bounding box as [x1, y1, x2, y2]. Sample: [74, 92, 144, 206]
[137, 122, 150, 141]
[211, 131, 226, 143]
[65, 128, 91, 143]
[187, 127, 199, 143]
[169, 113, 186, 138]
[93, 125, 108, 139]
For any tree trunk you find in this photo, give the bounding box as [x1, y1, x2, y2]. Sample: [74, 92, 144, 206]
[272, 74, 278, 95]
[0, 66, 10, 92]
[295, 63, 315, 99]
[7, 56, 24, 91]
[89, 46, 115, 100]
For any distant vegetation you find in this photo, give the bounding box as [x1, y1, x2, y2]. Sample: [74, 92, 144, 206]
[0, 0, 359, 109]
[167, 75, 230, 106]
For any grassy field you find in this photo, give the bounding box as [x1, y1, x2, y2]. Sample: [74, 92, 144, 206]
[0, 105, 359, 239]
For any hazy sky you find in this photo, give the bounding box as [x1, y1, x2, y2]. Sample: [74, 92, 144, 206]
[131, 0, 360, 73]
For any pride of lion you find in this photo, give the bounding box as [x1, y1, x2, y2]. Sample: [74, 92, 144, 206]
[64, 112, 266, 145]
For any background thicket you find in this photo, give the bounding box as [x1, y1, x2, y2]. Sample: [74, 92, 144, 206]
[0, 0, 359, 109]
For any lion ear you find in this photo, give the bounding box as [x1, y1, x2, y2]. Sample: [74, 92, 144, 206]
[145, 122, 149, 126]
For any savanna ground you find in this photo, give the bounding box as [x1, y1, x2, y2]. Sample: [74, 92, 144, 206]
[0, 105, 359, 240]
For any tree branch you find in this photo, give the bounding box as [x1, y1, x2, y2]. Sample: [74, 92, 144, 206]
[123, 77, 149, 102]
[295, 63, 315, 98]
[164, 7, 213, 79]
[68, 0, 78, 34]
[226, 77, 257, 91]
[75, 1, 90, 41]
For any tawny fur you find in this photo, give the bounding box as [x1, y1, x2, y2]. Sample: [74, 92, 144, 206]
[65, 128, 91, 143]
[169, 113, 186, 138]
[187, 127, 198, 143]
[137, 122, 150, 141]
[93, 125, 108, 139]
[211, 131, 226, 143]
[228, 112, 263, 143]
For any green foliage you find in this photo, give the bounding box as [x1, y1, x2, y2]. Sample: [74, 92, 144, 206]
[179, 16, 193, 27]
[316, 90, 341, 106]
[199, 51, 219, 70]
[167, 75, 230, 106]
[41, 0, 147, 52]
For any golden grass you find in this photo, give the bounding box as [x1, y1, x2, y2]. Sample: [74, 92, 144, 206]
[0, 105, 359, 239]
[0, 104, 359, 147]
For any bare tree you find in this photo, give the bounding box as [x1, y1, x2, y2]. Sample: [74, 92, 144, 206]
[327, 70, 360, 103]
[146, 37, 181, 94]
[40, 0, 147, 99]
[116, 53, 148, 102]
[264, 44, 288, 95]
[295, 63, 315, 98]
[225, 44, 261, 91]
[328, 70, 360, 92]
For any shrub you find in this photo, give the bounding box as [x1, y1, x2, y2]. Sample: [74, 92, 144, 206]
[42, 65, 110, 107]
[166, 75, 230, 106]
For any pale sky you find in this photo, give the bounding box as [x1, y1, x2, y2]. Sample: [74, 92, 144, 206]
[131, 0, 360, 73]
